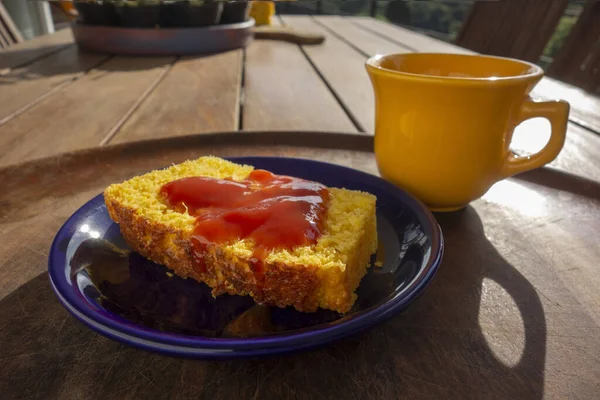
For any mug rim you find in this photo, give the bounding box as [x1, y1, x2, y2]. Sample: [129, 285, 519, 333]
[365, 52, 544, 84]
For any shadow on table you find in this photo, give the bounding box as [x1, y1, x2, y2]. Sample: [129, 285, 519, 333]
[1, 44, 68, 71]
[0, 208, 546, 399]
[514, 166, 600, 201]
[202, 207, 547, 400]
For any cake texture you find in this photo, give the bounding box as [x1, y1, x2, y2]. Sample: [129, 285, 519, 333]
[104, 156, 378, 313]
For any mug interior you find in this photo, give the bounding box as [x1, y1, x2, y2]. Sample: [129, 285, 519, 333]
[368, 53, 542, 81]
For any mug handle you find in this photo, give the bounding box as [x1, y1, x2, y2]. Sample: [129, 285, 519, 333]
[501, 97, 570, 178]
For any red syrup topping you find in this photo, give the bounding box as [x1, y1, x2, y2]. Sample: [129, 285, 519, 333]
[160, 170, 329, 287]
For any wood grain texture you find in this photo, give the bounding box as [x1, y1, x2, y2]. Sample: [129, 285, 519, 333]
[0, 27, 73, 71]
[314, 15, 409, 56]
[280, 15, 375, 132]
[347, 17, 600, 135]
[0, 130, 599, 399]
[455, 0, 568, 63]
[0, 45, 109, 122]
[111, 50, 243, 144]
[0, 56, 174, 167]
[532, 77, 600, 134]
[243, 24, 356, 132]
[348, 16, 473, 55]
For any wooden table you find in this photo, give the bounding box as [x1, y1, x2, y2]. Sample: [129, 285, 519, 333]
[1, 16, 599, 400]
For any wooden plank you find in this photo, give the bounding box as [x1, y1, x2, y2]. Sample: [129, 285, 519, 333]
[280, 15, 377, 133]
[0, 46, 109, 122]
[316, 15, 413, 58]
[111, 50, 243, 144]
[242, 22, 356, 132]
[533, 78, 600, 133]
[0, 28, 73, 72]
[545, 123, 600, 182]
[0, 56, 174, 167]
[348, 16, 474, 55]
[347, 17, 600, 135]
[313, 15, 409, 56]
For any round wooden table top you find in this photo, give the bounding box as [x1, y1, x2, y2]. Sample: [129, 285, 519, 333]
[0, 131, 598, 399]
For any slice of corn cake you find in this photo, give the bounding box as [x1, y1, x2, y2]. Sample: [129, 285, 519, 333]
[103, 156, 378, 313]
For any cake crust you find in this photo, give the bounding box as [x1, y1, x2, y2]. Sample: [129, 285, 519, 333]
[104, 157, 377, 313]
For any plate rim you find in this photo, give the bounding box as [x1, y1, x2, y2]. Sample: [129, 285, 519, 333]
[48, 156, 443, 356]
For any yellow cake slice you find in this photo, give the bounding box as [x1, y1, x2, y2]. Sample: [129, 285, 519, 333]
[103, 156, 378, 313]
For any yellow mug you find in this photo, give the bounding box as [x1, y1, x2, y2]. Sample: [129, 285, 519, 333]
[365, 53, 569, 212]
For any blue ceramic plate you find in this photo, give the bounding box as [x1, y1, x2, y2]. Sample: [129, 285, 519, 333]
[48, 157, 443, 359]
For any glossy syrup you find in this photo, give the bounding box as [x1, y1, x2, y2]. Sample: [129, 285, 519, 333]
[160, 170, 330, 286]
